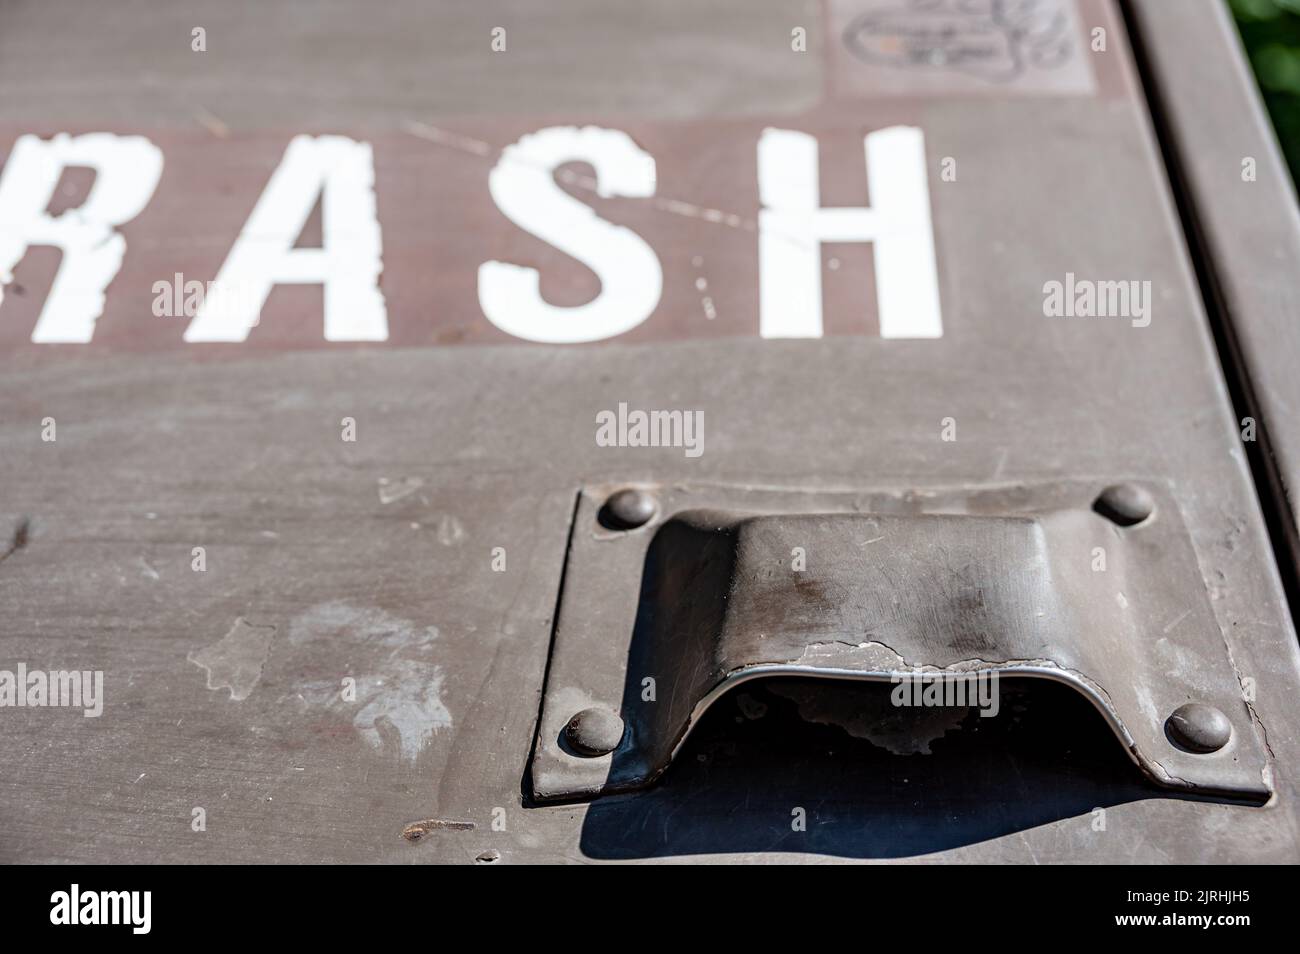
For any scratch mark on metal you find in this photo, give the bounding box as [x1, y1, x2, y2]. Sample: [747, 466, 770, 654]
[0, 516, 30, 564]
[402, 818, 476, 842]
[289, 602, 451, 761]
[378, 476, 425, 504]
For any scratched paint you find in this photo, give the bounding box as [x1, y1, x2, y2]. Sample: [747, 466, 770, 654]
[288, 601, 451, 761]
[377, 475, 424, 504]
[188, 617, 277, 701]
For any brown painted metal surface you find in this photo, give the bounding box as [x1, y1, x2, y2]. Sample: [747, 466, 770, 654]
[2, 0, 1299, 863]
[1127, 0, 1300, 589]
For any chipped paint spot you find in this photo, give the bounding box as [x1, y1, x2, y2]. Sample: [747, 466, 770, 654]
[289, 601, 451, 761]
[378, 475, 424, 504]
[401, 818, 475, 841]
[436, 515, 466, 546]
[0, 516, 30, 564]
[796, 638, 907, 670]
[189, 617, 276, 701]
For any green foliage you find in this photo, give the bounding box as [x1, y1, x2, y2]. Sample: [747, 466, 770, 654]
[1230, 0, 1300, 183]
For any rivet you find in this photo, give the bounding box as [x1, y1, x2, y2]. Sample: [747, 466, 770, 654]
[1094, 484, 1155, 526]
[564, 707, 625, 757]
[602, 488, 657, 530]
[1166, 702, 1232, 753]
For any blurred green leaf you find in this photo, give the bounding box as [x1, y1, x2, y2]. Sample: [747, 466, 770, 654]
[1256, 43, 1300, 92]
[1231, 0, 1300, 186]
[1231, 0, 1283, 22]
